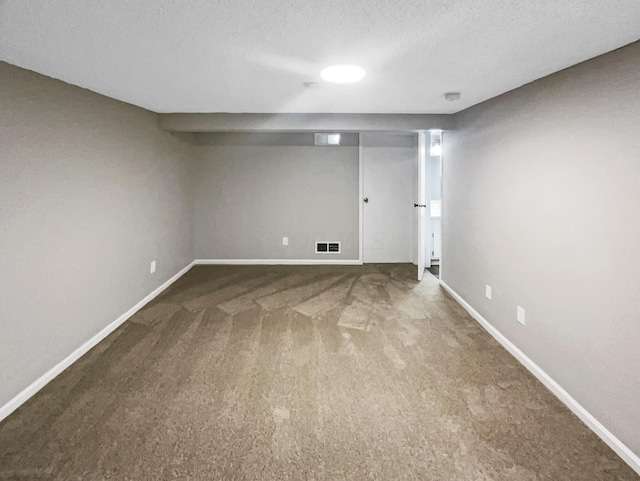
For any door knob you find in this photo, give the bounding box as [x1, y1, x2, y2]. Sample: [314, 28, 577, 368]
[364, 197, 369, 203]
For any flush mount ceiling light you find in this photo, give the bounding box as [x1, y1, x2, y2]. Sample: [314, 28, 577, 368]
[320, 65, 366, 84]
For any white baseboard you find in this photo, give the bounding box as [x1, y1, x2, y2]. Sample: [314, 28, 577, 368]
[439, 280, 640, 476]
[194, 258, 363, 266]
[0, 261, 195, 424]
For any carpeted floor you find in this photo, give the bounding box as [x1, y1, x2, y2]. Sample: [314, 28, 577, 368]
[0, 264, 637, 480]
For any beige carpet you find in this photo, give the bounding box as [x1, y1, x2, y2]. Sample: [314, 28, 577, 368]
[0, 264, 637, 480]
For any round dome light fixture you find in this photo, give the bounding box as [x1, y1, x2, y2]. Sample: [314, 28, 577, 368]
[320, 65, 366, 84]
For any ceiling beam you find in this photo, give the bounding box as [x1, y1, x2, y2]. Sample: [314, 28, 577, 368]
[158, 113, 454, 132]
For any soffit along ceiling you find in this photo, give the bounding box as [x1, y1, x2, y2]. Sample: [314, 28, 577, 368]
[1, 1, 639, 114]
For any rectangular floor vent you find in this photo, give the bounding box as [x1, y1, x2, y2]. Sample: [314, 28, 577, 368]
[315, 241, 341, 254]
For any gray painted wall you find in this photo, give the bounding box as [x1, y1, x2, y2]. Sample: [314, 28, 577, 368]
[0, 62, 194, 407]
[443, 41, 640, 454]
[192, 134, 359, 260]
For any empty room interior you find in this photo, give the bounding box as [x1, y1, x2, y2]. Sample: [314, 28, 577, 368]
[1, 1, 640, 479]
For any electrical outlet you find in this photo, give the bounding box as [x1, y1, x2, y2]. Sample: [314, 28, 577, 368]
[282, 237, 288, 246]
[150, 260, 156, 274]
[517, 306, 526, 325]
[485, 285, 492, 300]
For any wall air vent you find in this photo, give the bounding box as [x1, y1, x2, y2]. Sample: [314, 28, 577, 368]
[316, 241, 341, 254]
[314, 133, 341, 146]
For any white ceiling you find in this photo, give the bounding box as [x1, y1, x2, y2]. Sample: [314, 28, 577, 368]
[1, 0, 639, 114]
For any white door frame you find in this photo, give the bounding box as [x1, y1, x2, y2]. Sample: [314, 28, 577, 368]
[418, 131, 433, 280]
[358, 142, 364, 263]
[439, 131, 444, 281]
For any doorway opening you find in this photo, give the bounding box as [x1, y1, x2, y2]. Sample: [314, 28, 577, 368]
[427, 130, 442, 278]
[360, 130, 443, 281]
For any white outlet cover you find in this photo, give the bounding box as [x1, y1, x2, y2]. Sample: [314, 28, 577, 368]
[485, 285, 492, 300]
[517, 306, 526, 325]
[150, 260, 156, 274]
[282, 237, 288, 246]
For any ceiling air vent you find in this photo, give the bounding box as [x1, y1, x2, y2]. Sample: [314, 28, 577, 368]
[314, 133, 341, 146]
[316, 241, 341, 254]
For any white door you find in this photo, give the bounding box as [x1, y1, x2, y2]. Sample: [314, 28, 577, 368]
[362, 133, 415, 263]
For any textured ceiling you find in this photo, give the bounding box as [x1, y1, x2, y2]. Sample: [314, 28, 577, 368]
[1, 0, 639, 114]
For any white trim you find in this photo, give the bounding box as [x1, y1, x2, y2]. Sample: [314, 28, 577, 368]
[417, 131, 428, 279]
[0, 261, 195, 424]
[439, 131, 445, 283]
[423, 131, 433, 271]
[194, 259, 362, 266]
[358, 142, 364, 264]
[439, 280, 640, 477]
